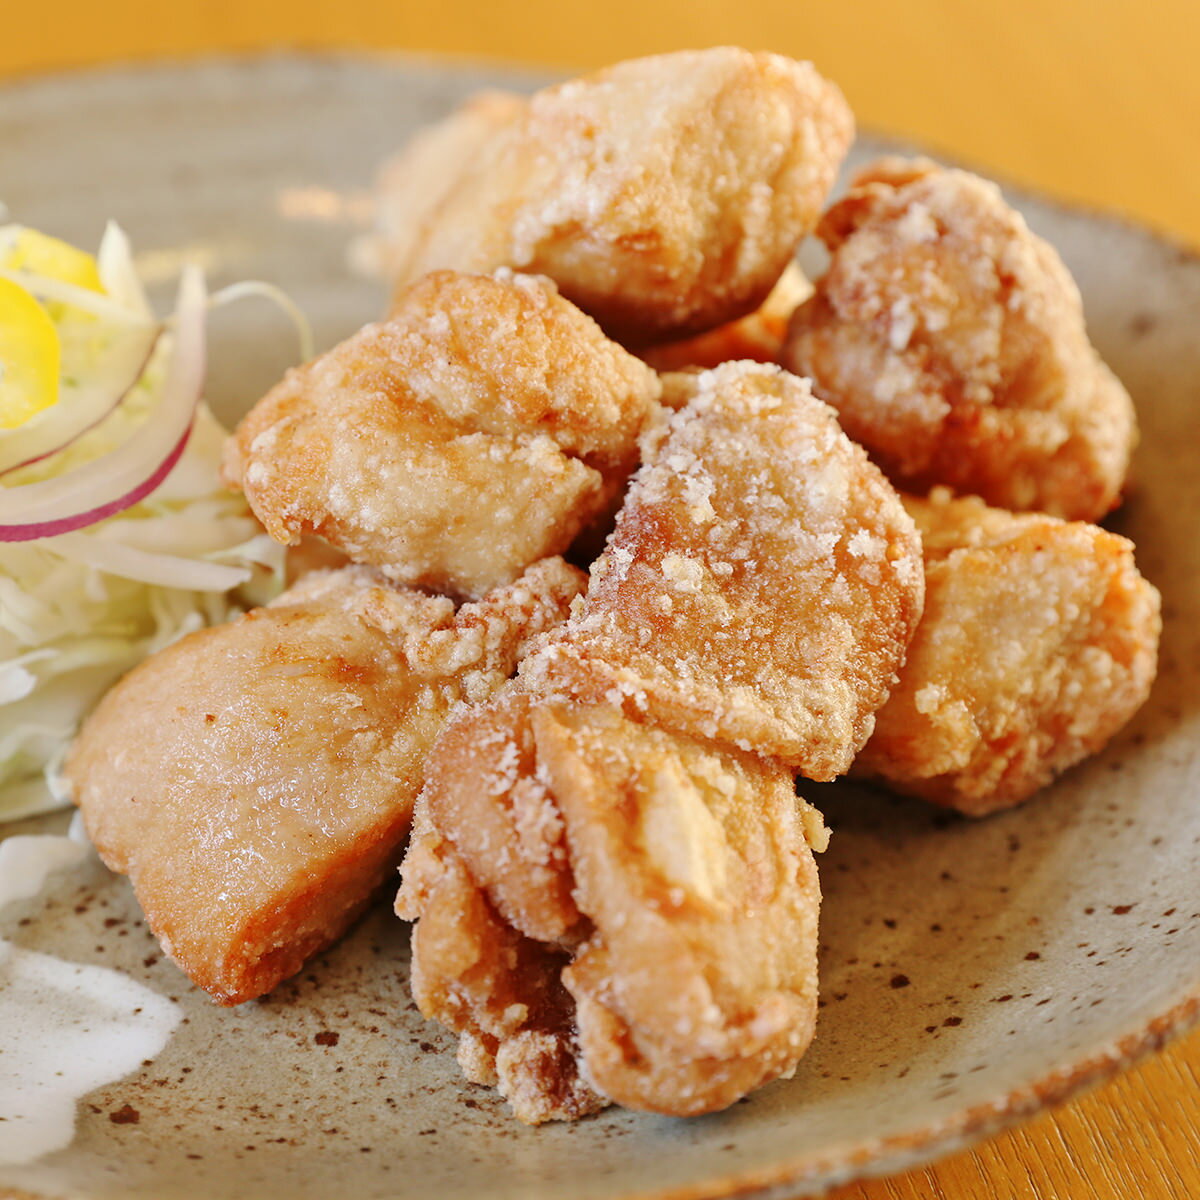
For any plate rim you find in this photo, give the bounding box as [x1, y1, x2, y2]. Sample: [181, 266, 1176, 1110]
[2, 48, 1198, 1200]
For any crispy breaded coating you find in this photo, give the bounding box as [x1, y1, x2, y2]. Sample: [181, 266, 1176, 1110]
[523, 361, 925, 780]
[783, 158, 1137, 522]
[640, 263, 812, 372]
[854, 491, 1160, 814]
[224, 270, 662, 599]
[399, 802, 603, 1125]
[65, 559, 584, 1005]
[396, 689, 826, 1122]
[376, 49, 853, 343]
[397, 692, 605, 1125]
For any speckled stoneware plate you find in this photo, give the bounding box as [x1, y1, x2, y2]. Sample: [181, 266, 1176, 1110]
[1, 51, 1198, 1200]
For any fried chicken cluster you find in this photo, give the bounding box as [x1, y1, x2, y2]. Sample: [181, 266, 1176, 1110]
[396, 362, 921, 1120]
[64, 47, 1158, 1128]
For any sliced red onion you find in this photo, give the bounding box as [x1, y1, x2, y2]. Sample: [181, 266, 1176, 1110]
[0, 268, 207, 542]
[0, 324, 161, 477]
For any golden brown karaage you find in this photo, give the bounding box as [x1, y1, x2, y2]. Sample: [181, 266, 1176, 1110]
[372, 49, 852, 343]
[783, 157, 1136, 521]
[224, 270, 662, 599]
[639, 263, 812, 371]
[524, 361, 925, 780]
[397, 689, 827, 1122]
[854, 490, 1161, 814]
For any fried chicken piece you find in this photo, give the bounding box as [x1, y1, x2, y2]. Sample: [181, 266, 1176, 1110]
[398, 699, 603, 1124]
[783, 157, 1137, 522]
[65, 558, 584, 1005]
[396, 688, 827, 1122]
[362, 90, 527, 285]
[640, 263, 812, 372]
[224, 270, 662, 600]
[523, 361, 925, 780]
[854, 491, 1161, 814]
[375, 49, 853, 344]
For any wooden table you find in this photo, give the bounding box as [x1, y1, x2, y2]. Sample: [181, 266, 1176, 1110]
[5, 3, 1199, 1196]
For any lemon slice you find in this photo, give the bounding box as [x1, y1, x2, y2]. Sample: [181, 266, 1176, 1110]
[3, 228, 103, 293]
[0, 277, 61, 430]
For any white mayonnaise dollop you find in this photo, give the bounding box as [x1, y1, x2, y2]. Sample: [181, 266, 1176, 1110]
[0, 833, 180, 1165]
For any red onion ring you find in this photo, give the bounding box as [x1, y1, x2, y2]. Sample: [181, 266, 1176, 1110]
[0, 269, 207, 543]
[0, 427, 192, 542]
[0, 326, 162, 478]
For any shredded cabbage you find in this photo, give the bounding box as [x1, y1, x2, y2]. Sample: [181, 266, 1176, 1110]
[0, 223, 287, 821]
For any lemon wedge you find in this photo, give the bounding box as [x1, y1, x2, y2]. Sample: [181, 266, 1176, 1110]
[0, 277, 61, 430]
[3, 228, 103, 293]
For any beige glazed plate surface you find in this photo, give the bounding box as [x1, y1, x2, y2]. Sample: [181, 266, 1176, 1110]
[1, 52, 1198, 1200]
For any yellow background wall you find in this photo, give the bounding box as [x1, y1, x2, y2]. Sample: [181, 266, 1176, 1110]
[3, 0, 1199, 245]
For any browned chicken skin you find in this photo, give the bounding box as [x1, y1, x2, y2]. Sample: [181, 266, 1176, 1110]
[639, 263, 812, 372]
[65, 558, 584, 1005]
[784, 158, 1137, 521]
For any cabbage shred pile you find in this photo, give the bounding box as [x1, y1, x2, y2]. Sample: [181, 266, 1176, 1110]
[0, 222, 285, 820]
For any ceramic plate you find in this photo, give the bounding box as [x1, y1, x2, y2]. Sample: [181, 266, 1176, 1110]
[1, 52, 1198, 1200]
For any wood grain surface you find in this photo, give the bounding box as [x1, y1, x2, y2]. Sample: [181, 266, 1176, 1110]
[3, 4, 1198, 1197]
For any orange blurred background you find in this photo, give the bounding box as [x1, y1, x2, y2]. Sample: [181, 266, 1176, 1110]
[3, 0, 1200, 245]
